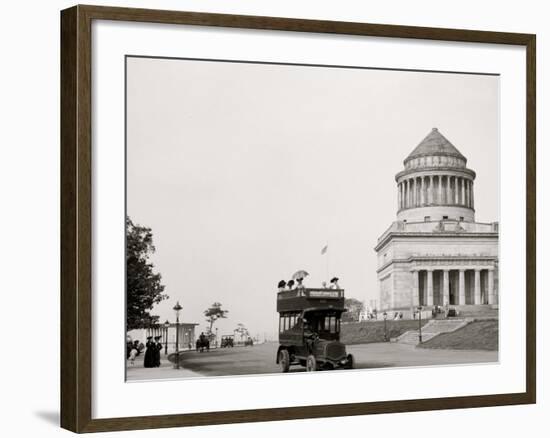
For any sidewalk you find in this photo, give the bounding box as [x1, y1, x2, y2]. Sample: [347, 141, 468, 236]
[126, 354, 202, 381]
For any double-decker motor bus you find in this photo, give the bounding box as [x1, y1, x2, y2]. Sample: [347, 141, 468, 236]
[276, 288, 354, 372]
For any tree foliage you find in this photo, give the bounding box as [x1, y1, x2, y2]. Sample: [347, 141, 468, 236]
[204, 302, 228, 333]
[342, 298, 365, 323]
[234, 323, 249, 341]
[126, 216, 168, 330]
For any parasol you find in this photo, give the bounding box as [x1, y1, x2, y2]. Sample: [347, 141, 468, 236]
[292, 270, 310, 280]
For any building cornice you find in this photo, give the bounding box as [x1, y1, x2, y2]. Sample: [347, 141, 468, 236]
[374, 231, 499, 252]
[376, 254, 498, 274]
[397, 204, 475, 214]
[395, 166, 476, 182]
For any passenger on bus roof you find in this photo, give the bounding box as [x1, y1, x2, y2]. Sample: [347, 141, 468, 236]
[329, 277, 340, 289]
[278, 280, 287, 291]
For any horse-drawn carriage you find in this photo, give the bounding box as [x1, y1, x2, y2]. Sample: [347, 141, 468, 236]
[195, 333, 210, 352]
[220, 335, 234, 348]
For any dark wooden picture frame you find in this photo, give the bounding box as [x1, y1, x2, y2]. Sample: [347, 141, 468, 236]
[60, 4, 536, 433]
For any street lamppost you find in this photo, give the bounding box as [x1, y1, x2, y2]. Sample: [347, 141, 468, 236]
[383, 311, 388, 341]
[163, 319, 170, 355]
[173, 301, 182, 369]
[215, 327, 219, 349]
[417, 306, 423, 343]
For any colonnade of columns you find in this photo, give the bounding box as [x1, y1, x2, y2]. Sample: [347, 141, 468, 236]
[398, 175, 473, 210]
[411, 267, 496, 306]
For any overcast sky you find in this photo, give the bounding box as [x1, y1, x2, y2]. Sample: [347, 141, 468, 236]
[126, 56, 499, 339]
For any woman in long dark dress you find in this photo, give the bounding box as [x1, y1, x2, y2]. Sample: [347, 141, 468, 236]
[143, 336, 155, 368]
[153, 336, 162, 367]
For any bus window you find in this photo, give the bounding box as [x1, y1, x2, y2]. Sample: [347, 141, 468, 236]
[329, 317, 337, 333]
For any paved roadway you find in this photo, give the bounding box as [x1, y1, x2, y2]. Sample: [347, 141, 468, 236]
[127, 341, 497, 380]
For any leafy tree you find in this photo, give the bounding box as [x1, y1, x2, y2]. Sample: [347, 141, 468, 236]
[235, 323, 249, 342]
[342, 298, 365, 323]
[204, 302, 228, 334]
[126, 216, 168, 330]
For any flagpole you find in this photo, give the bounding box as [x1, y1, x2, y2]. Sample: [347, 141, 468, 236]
[326, 241, 329, 283]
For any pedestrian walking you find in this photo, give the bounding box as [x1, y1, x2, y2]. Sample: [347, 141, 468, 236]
[143, 336, 155, 368]
[154, 335, 162, 367]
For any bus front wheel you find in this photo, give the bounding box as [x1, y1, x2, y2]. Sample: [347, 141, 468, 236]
[306, 355, 318, 372]
[279, 349, 290, 373]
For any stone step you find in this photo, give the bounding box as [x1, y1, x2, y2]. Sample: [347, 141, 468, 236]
[395, 318, 469, 345]
[394, 330, 438, 345]
[421, 319, 469, 334]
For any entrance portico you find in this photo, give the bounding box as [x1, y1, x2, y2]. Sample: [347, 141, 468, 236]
[411, 266, 497, 306]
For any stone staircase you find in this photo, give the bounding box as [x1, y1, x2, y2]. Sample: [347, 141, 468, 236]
[393, 319, 470, 346]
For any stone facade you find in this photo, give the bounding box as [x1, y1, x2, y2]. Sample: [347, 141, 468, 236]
[375, 128, 499, 310]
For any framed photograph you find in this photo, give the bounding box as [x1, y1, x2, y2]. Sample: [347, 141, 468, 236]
[60, 5, 536, 433]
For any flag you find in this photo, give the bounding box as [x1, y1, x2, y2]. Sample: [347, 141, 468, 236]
[321, 244, 328, 255]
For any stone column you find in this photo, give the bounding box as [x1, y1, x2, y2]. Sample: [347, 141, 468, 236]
[427, 269, 434, 306]
[470, 180, 475, 209]
[412, 270, 420, 306]
[474, 269, 481, 304]
[398, 182, 402, 210]
[429, 175, 434, 204]
[461, 177, 466, 205]
[443, 269, 450, 306]
[458, 269, 466, 304]
[488, 268, 495, 305]
[437, 175, 442, 204]
[420, 176, 426, 205]
[454, 177, 459, 204]
[446, 176, 452, 204]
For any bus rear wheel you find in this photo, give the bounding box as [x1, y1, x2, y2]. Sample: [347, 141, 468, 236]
[345, 354, 354, 369]
[279, 349, 290, 373]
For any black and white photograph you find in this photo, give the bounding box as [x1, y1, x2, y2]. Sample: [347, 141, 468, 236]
[2, 0, 543, 435]
[125, 56, 499, 381]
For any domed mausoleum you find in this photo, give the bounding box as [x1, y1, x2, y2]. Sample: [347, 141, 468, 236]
[374, 128, 499, 311]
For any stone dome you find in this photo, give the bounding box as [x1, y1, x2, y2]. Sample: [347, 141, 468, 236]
[395, 128, 476, 223]
[405, 128, 466, 162]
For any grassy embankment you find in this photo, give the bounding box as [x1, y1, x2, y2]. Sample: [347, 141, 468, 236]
[419, 319, 498, 351]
